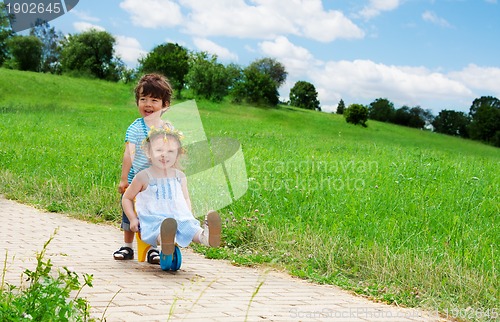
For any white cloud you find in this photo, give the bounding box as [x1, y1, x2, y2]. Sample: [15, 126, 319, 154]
[259, 36, 319, 76]
[120, 0, 183, 28]
[180, 0, 296, 39]
[244, 45, 257, 53]
[192, 38, 238, 62]
[448, 64, 500, 97]
[258, 36, 322, 106]
[422, 11, 452, 28]
[307, 59, 474, 113]
[180, 0, 363, 42]
[73, 22, 105, 32]
[70, 9, 100, 22]
[258, 37, 478, 114]
[298, 7, 365, 42]
[110, 1, 497, 114]
[253, 0, 364, 42]
[315, 87, 341, 113]
[115, 36, 147, 66]
[359, 0, 401, 19]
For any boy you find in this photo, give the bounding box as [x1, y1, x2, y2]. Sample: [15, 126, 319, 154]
[113, 73, 173, 264]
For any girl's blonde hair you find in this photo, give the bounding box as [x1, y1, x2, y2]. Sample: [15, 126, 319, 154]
[142, 126, 186, 168]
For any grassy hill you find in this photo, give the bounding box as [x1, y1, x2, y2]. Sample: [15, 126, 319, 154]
[1, 68, 498, 319]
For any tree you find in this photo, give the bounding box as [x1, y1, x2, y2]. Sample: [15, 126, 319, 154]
[407, 106, 428, 129]
[230, 57, 287, 106]
[119, 66, 137, 84]
[336, 99, 345, 114]
[432, 110, 470, 138]
[60, 29, 121, 80]
[139, 43, 189, 97]
[29, 21, 64, 73]
[289, 80, 320, 110]
[467, 96, 500, 146]
[232, 63, 279, 106]
[0, 2, 14, 66]
[225, 63, 243, 89]
[390, 105, 433, 129]
[5, 35, 43, 71]
[368, 98, 395, 122]
[469, 95, 500, 118]
[344, 103, 368, 127]
[392, 106, 411, 126]
[247, 57, 287, 88]
[185, 51, 235, 102]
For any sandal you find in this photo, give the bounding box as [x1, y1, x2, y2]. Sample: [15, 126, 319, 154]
[160, 218, 177, 256]
[113, 246, 134, 260]
[160, 219, 178, 271]
[147, 248, 160, 264]
[206, 210, 222, 247]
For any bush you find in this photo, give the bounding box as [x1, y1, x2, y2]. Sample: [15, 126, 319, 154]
[289, 80, 320, 110]
[0, 231, 94, 321]
[5, 35, 43, 71]
[344, 103, 368, 127]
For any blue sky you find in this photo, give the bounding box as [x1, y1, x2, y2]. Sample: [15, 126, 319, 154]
[30, 0, 500, 113]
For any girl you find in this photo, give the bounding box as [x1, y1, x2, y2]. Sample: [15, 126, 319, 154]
[122, 126, 221, 270]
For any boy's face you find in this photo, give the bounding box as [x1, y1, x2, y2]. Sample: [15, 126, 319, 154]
[138, 90, 167, 118]
[148, 135, 179, 172]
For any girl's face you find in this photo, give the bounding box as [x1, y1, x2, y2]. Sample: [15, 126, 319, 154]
[148, 135, 179, 172]
[138, 90, 167, 118]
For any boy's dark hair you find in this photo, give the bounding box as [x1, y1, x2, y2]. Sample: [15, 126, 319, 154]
[135, 73, 173, 107]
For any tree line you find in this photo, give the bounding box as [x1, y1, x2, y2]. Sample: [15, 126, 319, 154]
[337, 96, 500, 147]
[0, 9, 498, 147]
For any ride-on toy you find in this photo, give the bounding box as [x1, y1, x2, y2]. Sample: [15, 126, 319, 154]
[135, 232, 182, 271]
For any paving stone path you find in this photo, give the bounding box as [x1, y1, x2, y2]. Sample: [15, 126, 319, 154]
[0, 197, 448, 321]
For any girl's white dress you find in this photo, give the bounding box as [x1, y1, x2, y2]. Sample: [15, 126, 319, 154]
[135, 169, 202, 247]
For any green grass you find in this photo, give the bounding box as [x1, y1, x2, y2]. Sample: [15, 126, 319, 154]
[1, 69, 499, 321]
[0, 69, 135, 220]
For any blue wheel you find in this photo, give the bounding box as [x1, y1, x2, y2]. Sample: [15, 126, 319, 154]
[171, 246, 182, 271]
[159, 252, 173, 271]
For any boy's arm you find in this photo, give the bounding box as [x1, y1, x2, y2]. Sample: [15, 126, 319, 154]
[179, 172, 193, 212]
[118, 143, 132, 194]
[122, 171, 147, 232]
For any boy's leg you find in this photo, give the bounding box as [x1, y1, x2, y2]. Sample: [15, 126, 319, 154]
[113, 206, 135, 260]
[124, 230, 135, 243]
